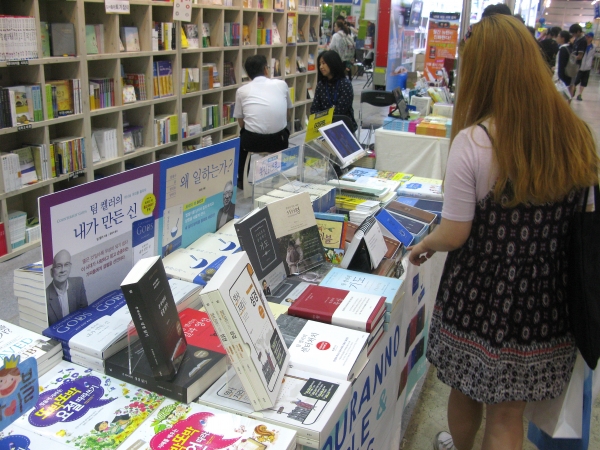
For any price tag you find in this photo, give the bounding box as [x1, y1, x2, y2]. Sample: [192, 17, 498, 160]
[305, 107, 334, 142]
[6, 60, 20, 66]
[105, 0, 130, 14]
[17, 124, 32, 131]
[173, 0, 192, 22]
[68, 170, 86, 180]
[254, 153, 282, 183]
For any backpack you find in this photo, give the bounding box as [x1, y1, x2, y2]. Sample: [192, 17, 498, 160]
[565, 45, 579, 78]
[341, 33, 355, 62]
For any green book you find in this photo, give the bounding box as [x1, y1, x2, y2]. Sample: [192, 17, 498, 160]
[85, 25, 99, 54]
[40, 22, 51, 57]
[45, 84, 54, 120]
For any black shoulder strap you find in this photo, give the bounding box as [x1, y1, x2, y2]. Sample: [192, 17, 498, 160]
[477, 123, 494, 147]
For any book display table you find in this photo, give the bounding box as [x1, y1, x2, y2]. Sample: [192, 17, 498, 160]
[374, 129, 450, 179]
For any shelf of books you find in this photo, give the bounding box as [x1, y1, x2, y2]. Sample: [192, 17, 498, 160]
[0, 0, 319, 262]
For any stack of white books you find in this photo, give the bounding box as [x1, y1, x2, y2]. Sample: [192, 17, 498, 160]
[14, 261, 47, 333]
[0, 319, 62, 376]
[43, 278, 203, 372]
[91, 128, 118, 162]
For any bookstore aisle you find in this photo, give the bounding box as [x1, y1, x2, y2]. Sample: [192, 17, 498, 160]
[2, 76, 600, 450]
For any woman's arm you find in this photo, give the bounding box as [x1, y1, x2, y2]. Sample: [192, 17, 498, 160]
[310, 83, 326, 114]
[334, 79, 354, 116]
[557, 47, 568, 81]
[408, 219, 472, 265]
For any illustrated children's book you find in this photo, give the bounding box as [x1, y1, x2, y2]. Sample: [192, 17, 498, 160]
[120, 399, 297, 449]
[15, 361, 164, 449]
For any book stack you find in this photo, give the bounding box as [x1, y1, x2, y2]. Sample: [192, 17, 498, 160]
[201, 251, 290, 410]
[1, 152, 22, 193]
[223, 61, 236, 87]
[123, 73, 148, 101]
[44, 279, 202, 373]
[296, 56, 307, 72]
[89, 77, 115, 110]
[224, 22, 240, 46]
[396, 175, 444, 201]
[8, 210, 27, 249]
[153, 60, 174, 98]
[46, 79, 82, 117]
[0, 85, 44, 127]
[9, 147, 36, 186]
[395, 196, 443, 223]
[91, 128, 118, 162]
[378, 199, 437, 244]
[273, 180, 336, 213]
[0, 319, 62, 376]
[152, 21, 176, 51]
[200, 367, 350, 449]
[223, 101, 235, 124]
[49, 22, 76, 56]
[0, 15, 38, 60]
[341, 167, 413, 183]
[25, 219, 40, 244]
[202, 104, 221, 131]
[85, 24, 104, 54]
[27, 144, 55, 182]
[123, 125, 144, 153]
[14, 262, 47, 333]
[154, 113, 178, 145]
[105, 308, 227, 403]
[121, 399, 297, 449]
[51, 136, 86, 174]
[181, 67, 200, 94]
[183, 23, 200, 48]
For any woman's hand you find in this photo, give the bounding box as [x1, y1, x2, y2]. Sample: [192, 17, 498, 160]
[407, 241, 436, 266]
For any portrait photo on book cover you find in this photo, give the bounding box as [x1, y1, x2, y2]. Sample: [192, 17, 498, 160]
[46, 249, 89, 326]
[216, 180, 235, 230]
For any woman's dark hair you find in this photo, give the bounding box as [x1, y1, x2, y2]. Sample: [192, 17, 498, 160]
[559, 30, 572, 43]
[334, 19, 350, 35]
[317, 51, 346, 83]
[244, 54, 267, 79]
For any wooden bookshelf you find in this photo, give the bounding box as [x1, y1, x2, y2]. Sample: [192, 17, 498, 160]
[0, 0, 319, 262]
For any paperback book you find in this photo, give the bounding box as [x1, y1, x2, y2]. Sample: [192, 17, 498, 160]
[201, 251, 290, 411]
[121, 256, 187, 381]
[199, 368, 351, 449]
[120, 399, 297, 450]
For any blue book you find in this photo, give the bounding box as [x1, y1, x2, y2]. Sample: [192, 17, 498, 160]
[319, 267, 405, 313]
[375, 209, 414, 247]
[341, 167, 379, 181]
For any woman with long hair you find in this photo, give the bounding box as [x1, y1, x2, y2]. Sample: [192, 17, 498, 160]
[310, 50, 357, 131]
[329, 19, 354, 79]
[408, 15, 598, 450]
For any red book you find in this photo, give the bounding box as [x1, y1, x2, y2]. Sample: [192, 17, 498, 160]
[0, 223, 7, 257]
[288, 285, 386, 332]
[179, 308, 226, 355]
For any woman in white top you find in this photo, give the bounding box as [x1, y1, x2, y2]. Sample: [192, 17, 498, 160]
[329, 19, 354, 79]
[408, 15, 598, 450]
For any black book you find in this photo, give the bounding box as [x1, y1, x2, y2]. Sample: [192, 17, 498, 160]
[120, 256, 187, 381]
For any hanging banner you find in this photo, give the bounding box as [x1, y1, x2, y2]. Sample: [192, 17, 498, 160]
[424, 12, 460, 82]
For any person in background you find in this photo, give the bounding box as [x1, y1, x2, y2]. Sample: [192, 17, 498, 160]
[310, 51, 357, 132]
[556, 30, 573, 95]
[539, 26, 561, 68]
[569, 24, 586, 96]
[329, 19, 355, 80]
[574, 32, 595, 101]
[408, 14, 598, 450]
[234, 55, 292, 189]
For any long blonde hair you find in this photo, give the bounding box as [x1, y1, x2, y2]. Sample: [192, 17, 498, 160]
[452, 14, 598, 206]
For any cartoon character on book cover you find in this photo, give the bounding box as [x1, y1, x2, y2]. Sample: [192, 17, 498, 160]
[0, 355, 38, 429]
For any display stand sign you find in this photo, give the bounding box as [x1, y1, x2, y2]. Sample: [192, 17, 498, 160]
[423, 12, 460, 82]
[305, 107, 335, 143]
[173, 0, 192, 22]
[105, 0, 130, 14]
[253, 146, 301, 184]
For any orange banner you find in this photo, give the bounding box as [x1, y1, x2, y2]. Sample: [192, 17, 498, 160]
[424, 12, 460, 82]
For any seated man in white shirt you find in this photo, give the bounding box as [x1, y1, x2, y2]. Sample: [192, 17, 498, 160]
[234, 55, 293, 188]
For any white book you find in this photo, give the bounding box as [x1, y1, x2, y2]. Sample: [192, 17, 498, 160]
[187, 231, 241, 254]
[66, 348, 105, 372]
[276, 314, 369, 381]
[199, 368, 351, 449]
[201, 251, 290, 411]
[15, 361, 165, 447]
[17, 296, 46, 311]
[0, 319, 61, 376]
[162, 246, 229, 286]
[121, 399, 297, 450]
[18, 303, 47, 322]
[397, 179, 443, 201]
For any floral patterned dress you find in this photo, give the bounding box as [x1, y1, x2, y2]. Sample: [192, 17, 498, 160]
[427, 186, 579, 404]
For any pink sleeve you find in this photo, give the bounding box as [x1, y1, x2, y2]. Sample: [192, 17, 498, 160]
[441, 129, 479, 222]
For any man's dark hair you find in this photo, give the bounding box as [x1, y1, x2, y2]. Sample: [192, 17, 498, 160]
[317, 50, 346, 83]
[244, 55, 268, 80]
[481, 3, 512, 18]
[514, 14, 525, 23]
[569, 24, 582, 34]
[548, 26, 561, 38]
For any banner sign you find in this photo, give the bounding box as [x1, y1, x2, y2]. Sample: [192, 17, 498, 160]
[305, 108, 335, 143]
[424, 12, 460, 82]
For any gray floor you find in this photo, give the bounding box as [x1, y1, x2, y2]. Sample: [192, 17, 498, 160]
[1, 74, 599, 449]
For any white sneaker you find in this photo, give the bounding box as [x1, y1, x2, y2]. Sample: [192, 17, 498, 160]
[433, 431, 456, 450]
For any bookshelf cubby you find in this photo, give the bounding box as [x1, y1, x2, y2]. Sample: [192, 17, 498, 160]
[0, 0, 318, 262]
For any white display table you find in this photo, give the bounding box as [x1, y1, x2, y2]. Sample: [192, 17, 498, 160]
[374, 129, 450, 179]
